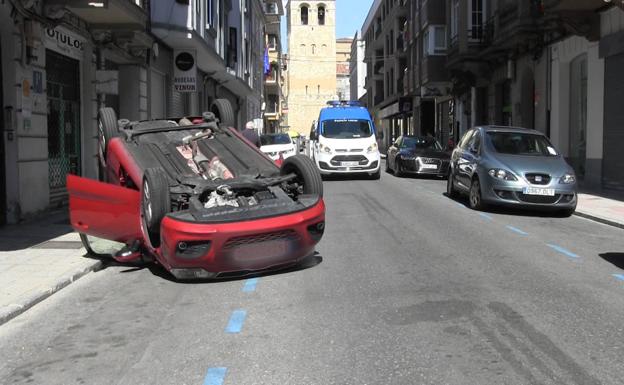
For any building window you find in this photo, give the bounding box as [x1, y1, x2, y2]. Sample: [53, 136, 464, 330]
[469, 0, 485, 40]
[423, 25, 446, 56]
[268, 34, 278, 50]
[301, 5, 309, 25]
[450, 0, 459, 41]
[318, 5, 325, 25]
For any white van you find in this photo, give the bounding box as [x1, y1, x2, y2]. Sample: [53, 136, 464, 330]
[309, 101, 381, 179]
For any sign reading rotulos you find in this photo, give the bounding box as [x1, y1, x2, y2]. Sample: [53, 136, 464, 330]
[44, 27, 85, 61]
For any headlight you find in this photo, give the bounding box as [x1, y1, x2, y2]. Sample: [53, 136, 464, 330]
[488, 169, 518, 181]
[559, 173, 576, 184]
[319, 143, 332, 153]
[367, 142, 378, 153]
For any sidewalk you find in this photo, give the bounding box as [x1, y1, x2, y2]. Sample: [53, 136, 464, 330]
[575, 194, 624, 229]
[0, 190, 623, 327]
[0, 211, 102, 325]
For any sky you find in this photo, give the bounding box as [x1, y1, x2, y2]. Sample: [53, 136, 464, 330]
[280, 0, 376, 51]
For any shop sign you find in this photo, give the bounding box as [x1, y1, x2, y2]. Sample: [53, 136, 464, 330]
[174, 50, 197, 93]
[44, 27, 85, 61]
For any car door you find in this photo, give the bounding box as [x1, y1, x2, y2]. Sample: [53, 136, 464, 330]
[456, 129, 482, 190]
[387, 136, 401, 169]
[66, 174, 142, 243]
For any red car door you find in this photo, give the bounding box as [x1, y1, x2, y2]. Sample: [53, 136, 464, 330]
[67, 174, 142, 243]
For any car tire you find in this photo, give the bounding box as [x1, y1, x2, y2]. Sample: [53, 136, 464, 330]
[141, 168, 171, 246]
[97, 107, 118, 163]
[280, 154, 323, 197]
[469, 177, 485, 211]
[210, 98, 235, 128]
[447, 172, 458, 198]
[369, 169, 381, 180]
[394, 158, 404, 177]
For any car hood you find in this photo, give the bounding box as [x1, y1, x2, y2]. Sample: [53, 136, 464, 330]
[319, 136, 376, 151]
[400, 149, 450, 159]
[260, 144, 295, 153]
[493, 154, 573, 178]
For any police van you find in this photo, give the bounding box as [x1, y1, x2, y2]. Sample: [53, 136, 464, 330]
[309, 101, 381, 179]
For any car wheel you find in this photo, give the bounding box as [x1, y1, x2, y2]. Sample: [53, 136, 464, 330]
[394, 158, 404, 177]
[210, 98, 235, 128]
[369, 169, 381, 180]
[97, 107, 118, 166]
[141, 168, 171, 246]
[469, 177, 485, 210]
[280, 154, 323, 196]
[447, 172, 458, 198]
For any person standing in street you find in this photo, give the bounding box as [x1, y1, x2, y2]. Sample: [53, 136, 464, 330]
[242, 121, 261, 148]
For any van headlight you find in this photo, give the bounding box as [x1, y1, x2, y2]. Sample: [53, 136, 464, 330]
[367, 142, 378, 153]
[319, 143, 332, 153]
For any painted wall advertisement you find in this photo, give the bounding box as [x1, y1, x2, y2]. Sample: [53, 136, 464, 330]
[173, 50, 197, 93]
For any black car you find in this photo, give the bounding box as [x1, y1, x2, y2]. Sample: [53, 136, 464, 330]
[386, 136, 450, 177]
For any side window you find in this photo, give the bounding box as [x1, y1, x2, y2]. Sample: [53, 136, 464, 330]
[467, 130, 481, 152]
[458, 130, 474, 150]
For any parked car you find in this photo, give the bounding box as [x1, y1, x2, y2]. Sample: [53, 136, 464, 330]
[309, 101, 381, 179]
[260, 133, 298, 162]
[447, 126, 577, 216]
[68, 103, 325, 280]
[386, 135, 450, 177]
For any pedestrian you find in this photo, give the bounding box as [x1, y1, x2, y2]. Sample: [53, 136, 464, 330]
[242, 121, 261, 148]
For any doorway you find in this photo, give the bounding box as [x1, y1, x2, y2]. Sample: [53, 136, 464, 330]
[46, 49, 81, 207]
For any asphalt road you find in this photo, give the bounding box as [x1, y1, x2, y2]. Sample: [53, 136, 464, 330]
[2, 162, 624, 385]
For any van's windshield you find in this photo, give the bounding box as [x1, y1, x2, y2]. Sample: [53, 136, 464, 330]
[322, 119, 373, 139]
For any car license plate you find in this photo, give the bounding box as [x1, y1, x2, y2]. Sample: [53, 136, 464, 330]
[341, 161, 360, 167]
[230, 241, 288, 260]
[420, 164, 438, 170]
[523, 187, 555, 196]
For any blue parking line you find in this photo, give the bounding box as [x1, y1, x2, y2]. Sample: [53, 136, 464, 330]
[242, 278, 259, 292]
[506, 225, 528, 236]
[480, 213, 493, 220]
[225, 309, 247, 333]
[203, 367, 227, 385]
[546, 244, 580, 259]
[613, 274, 624, 282]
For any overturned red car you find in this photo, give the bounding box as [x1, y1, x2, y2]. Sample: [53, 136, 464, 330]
[68, 101, 325, 280]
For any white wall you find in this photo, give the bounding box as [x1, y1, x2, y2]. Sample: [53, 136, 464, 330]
[549, 36, 604, 159]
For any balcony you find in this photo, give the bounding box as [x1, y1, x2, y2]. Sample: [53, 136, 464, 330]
[46, 0, 147, 30]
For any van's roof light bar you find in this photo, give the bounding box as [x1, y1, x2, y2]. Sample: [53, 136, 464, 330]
[326, 100, 362, 107]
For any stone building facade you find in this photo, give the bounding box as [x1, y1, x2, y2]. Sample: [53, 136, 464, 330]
[286, 0, 337, 136]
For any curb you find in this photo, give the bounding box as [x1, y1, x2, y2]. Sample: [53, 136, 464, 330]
[574, 211, 624, 230]
[0, 260, 103, 326]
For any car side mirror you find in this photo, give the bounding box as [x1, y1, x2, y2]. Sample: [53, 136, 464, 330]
[310, 131, 317, 141]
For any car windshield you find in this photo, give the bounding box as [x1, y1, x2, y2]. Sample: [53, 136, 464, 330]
[486, 132, 558, 156]
[322, 119, 372, 139]
[260, 134, 292, 146]
[402, 137, 442, 150]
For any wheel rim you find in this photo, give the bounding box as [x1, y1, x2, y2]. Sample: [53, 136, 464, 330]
[143, 181, 152, 223]
[470, 181, 480, 207]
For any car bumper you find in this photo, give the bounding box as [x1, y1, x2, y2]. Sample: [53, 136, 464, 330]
[480, 177, 577, 210]
[157, 200, 325, 279]
[399, 158, 450, 176]
[316, 152, 381, 175]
